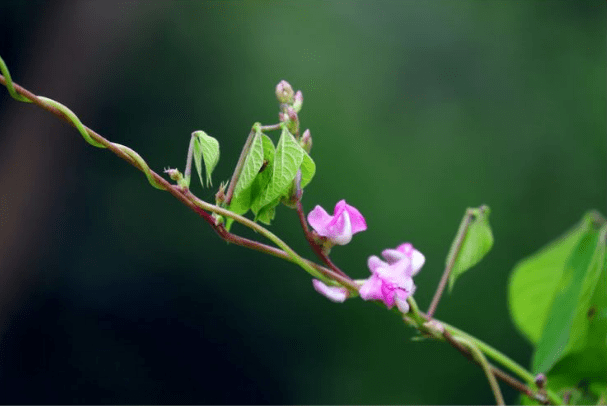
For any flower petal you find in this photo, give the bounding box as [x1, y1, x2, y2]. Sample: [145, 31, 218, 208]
[326, 209, 353, 245]
[307, 205, 333, 236]
[359, 275, 385, 301]
[409, 249, 425, 276]
[336, 200, 367, 234]
[312, 279, 348, 303]
[395, 290, 411, 313]
[381, 248, 407, 264]
[367, 255, 388, 274]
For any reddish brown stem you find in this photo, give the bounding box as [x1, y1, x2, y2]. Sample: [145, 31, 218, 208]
[295, 200, 352, 282]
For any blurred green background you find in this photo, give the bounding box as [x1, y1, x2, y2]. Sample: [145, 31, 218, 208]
[0, 1, 604, 404]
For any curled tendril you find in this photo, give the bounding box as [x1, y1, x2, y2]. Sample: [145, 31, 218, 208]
[0, 56, 165, 191]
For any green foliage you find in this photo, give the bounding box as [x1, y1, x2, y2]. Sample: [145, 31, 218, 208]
[447, 205, 494, 292]
[192, 130, 220, 187]
[252, 127, 304, 212]
[509, 211, 607, 403]
[531, 223, 604, 374]
[227, 126, 314, 227]
[226, 128, 316, 229]
[234, 129, 265, 196]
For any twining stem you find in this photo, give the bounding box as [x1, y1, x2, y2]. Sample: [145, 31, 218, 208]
[453, 336, 505, 405]
[293, 171, 352, 282]
[0, 57, 561, 405]
[0, 57, 348, 288]
[407, 298, 561, 405]
[440, 320, 558, 403]
[182, 190, 359, 291]
[427, 207, 476, 317]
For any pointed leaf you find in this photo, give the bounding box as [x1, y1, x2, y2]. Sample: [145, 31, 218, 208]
[532, 221, 606, 373]
[255, 197, 280, 225]
[225, 134, 275, 231]
[508, 214, 594, 345]
[252, 127, 303, 213]
[233, 130, 264, 196]
[447, 205, 494, 292]
[192, 130, 220, 187]
[299, 151, 316, 189]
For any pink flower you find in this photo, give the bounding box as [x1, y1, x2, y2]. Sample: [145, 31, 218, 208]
[307, 200, 367, 245]
[359, 243, 425, 313]
[312, 279, 349, 303]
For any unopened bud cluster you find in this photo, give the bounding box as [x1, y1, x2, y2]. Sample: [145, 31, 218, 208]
[275, 80, 305, 136]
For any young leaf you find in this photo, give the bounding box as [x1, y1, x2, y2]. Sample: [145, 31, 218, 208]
[299, 150, 316, 189]
[192, 130, 220, 187]
[252, 127, 304, 213]
[233, 130, 264, 196]
[446, 205, 494, 292]
[255, 197, 280, 225]
[225, 134, 276, 231]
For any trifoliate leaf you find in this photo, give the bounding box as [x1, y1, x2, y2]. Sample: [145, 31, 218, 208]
[192, 130, 219, 187]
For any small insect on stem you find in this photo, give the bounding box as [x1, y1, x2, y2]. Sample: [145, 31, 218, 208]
[259, 159, 269, 173]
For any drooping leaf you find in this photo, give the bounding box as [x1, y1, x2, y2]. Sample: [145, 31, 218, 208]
[299, 150, 316, 189]
[562, 223, 607, 356]
[233, 130, 264, 196]
[531, 224, 604, 374]
[225, 134, 276, 231]
[255, 197, 280, 225]
[252, 127, 304, 213]
[192, 130, 220, 187]
[447, 205, 494, 292]
[508, 214, 594, 345]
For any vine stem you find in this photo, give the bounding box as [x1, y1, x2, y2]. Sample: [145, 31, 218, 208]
[408, 298, 562, 405]
[452, 336, 505, 405]
[427, 207, 476, 318]
[293, 170, 352, 283]
[0, 57, 561, 404]
[0, 57, 356, 290]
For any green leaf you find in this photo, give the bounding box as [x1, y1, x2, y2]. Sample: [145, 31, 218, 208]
[192, 131, 220, 187]
[252, 127, 304, 213]
[233, 130, 264, 196]
[225, 134, 276, 231]
[508, 214, 594, 345]
[255, 197, 279, 225]
[531, 223, 604, 373]
[299, 150, 316, 189]
[447, 205, 494, 292]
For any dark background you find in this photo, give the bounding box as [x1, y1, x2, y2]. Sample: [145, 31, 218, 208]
[0, 1, 604, 404]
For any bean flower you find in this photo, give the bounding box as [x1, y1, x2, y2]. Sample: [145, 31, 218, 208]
[307, 200, 367, 245]
[312, 279, 349, 303]
[359, 243, 425, 313]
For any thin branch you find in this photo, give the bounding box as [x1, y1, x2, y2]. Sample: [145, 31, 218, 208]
[427, 208, 474, 318]
[295, 200, 351, 281]
[0, 70, 557, 405]
[452, 335, 505, 405]
[0, 72, 343, 285]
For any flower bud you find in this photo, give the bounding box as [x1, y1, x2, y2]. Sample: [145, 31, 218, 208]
[275, 80, 294, 104]
[422, 320, 445, 338]
[293, 90, 303, 112]
[164, 168, 183, 182]
[534, 373, 547, 389]
[286, 106, 299, 134]
[312, 279, 349, 303]
[215, 181, 227, 205]
[301, 129, 312, 153]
